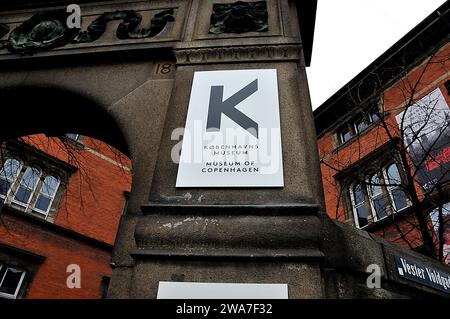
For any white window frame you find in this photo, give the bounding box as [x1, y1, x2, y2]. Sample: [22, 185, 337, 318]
[366, 173, 388, 223]
[350, 183, 370, 229]
[0, 266, 26, 299]
[12, 166, 42, 208]
[32, 175, 60, 217]
[0, 158, 22, 200]
[383, 164, 411, 213]
[349, 163, 411, 229]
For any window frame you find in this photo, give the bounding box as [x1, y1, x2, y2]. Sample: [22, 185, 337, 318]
[0, 265, 26, 299]
[350, 182, 370, 229]
[0, 158, 23, 200]
[336, 103, 383, 147]
[383, 163, 411, 213]
[65, 133, 80, 141]
[348, 162, 411, 229]
[366, 173, 388, 222]
[11, 166, 42, 208]
[339, 126, 353, 144]
[32, 175, 61, 216]
[354, 117, 370, 135]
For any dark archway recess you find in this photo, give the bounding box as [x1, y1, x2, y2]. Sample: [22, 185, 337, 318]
[0, 86, 130, 157]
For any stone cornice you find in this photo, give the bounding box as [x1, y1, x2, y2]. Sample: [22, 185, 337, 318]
[134, 204, 323, 260]
[174, 44, 303, 65]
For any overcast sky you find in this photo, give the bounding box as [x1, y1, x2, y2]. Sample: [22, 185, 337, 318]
[306, 0, 447, 110]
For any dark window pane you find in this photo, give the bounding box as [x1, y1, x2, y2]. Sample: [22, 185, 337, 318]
[369, 175, 382, 196]
[65, 133, 79, 141]
[373, 197, 387, 219]
[0, 179, 10, 196]
[2, 159, 20, 181]
[356, 205, 369, 227]
[21, 167, 40, 189]
[353, 183, 365, 204]
[0, 267, 24, 296]
[340, 129, 352, 143]
[355, 119, 369, 133]
[371, 112, 380, 122]
[34, 195, 51, 212]
[41, 176, 59, 197]
[392, 188, 408, 211]
[387, 164, 401, 184]
[14, 187, 31, 204]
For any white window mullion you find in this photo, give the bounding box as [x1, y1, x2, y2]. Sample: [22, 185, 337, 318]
[350, 183, 370, 229]
[12, 166, 41, 208]
[366, 182, 379, 223]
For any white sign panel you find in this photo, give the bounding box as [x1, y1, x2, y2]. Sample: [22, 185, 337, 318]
[176, 69, 284, 187]
[157, 282, 288, 299]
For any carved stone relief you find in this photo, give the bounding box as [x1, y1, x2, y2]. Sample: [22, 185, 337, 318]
[209, 1, 268, 34]
[0, 8, 175, 54]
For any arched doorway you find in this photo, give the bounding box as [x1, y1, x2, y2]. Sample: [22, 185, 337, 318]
[0, 86, 132, 299]
[0, 85, 129, 156]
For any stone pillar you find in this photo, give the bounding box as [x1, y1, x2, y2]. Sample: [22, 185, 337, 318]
[108, 0, 450, 299]
[109, 0, 327, 299]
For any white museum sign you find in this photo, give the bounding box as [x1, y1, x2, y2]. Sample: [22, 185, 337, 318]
[156, 281, 289, 299]
[176, 69, 284, 187]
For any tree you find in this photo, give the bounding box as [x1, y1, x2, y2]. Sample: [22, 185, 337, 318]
[319, 45, 450, 262]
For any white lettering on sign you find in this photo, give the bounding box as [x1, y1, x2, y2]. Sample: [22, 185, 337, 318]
[395, 256, 450, 293]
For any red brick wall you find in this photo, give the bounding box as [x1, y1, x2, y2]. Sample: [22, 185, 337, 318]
[0, 214, 112, 299]
[0, 134, 132, 298]
[317, 43, 450, 248]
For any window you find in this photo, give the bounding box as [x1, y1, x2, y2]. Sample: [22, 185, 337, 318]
[336, 105, 382, 146]
[0, 158, 21, 198]
[65, 133, 78, 140]
[350, 183, 370, 228]
[33, 175, 60, 214]
[65, 133, 83, 144]
[13, 167, 41, 206]
[0, 264, 26, 299]
[370, 110, 381, 123]
[340, 127, 353, 144]
[368, 173, 388, 220]
[354, 118, 369, 134]
[385, 164, 409, 212]
[349, 163, 410, 229]
[0, 157, 63, 219]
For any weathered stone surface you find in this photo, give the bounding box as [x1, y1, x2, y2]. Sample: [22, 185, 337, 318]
[135, 204, 323, 259]
[148, 61, 324, 206]
[131, 260, 323, 299]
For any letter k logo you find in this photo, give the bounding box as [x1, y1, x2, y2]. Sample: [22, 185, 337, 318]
[206, 79, 259, 138]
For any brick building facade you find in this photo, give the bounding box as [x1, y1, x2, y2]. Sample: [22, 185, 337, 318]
[0, 134, 131, 298]
[315, 3, 450, 263]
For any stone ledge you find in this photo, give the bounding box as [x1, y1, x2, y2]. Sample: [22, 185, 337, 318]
[174, 44, 303, 65]
[130, 248, 325, 261]
[141, 203, 321, 216]
[134, 204, 323, 259]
